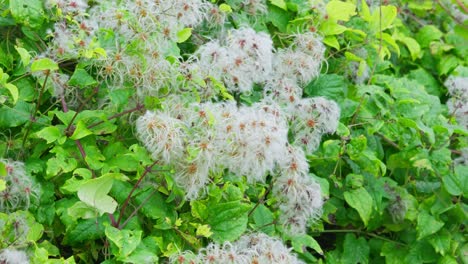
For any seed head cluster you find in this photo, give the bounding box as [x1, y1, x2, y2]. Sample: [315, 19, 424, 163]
[0, 249, 29, 264]
[0, 159, 39, 213]
[170, 232, 305, 264]
[445, 75, 468, 129]
[44, 0, 340, 237]
[445, 74, 468, 166]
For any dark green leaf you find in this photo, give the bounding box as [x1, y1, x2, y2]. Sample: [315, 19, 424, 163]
[344, 187, 373, 226]
[417, 211, 444, 240]
[63, 217, 108, 245]
[342, 233, 369, 264]
[206, 201, 251, 243]
[304, 74, 346, 101]
[68, 69, 97, 88]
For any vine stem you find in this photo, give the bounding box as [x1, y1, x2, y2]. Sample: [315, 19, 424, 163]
[115, 160, 159, 228]
[248, 180, 274, 217]
[21, 71, 50, 149]
[119, 188, 157, 229]
[316, 229, 407, 246]
[437, 0, 468, 28]
[65, 86, 100, 135]
[351, 0, 383, 125]
[59, 87, 96, 178]
[87, 103, 145, 129]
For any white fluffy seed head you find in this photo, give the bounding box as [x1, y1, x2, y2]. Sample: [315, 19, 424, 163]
[170, 232, 305, 264]
[136, 111, 186, 164]
[0, 159, 40, 213]
[288, 97, 340, 153]
[0, 249, 29, 264]
[445, 75, 468, 129]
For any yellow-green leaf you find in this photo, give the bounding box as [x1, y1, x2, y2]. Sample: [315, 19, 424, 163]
[31, 58, 58, 72]
[177, 28, 192, 43]
[219, 4, 232, 13]
[324, 35, 340, 50]
[77, 174, 118, 215]
[269, 0, 287, 10]
[15, 46, 31, 66]
[70, 120, 93, 140]
[370, 5, 397, 32]
[4, 83, 18, 104]
[320, 20, 348, 36]
[0, 179, 5, 192]
[326, 1, 356, 22]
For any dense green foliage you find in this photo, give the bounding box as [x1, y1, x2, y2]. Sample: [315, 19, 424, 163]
[0, 0, 467, 263]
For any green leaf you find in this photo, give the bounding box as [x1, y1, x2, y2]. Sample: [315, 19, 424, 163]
[417, 211, 444, 240]
[77, 174, 118, 215]
[206, 201, 251, 243]
[428, 230, 451, 256]
[14, 46, 31, 66]
[105, 225, 142, 258]
[342, 233, 369, 264]
[443, 165, 467, 196]
[344, 187, 373, 226]
[323, 35, 340, 50]
[133, 187, 176, 220]
[381, 242, 409, 264]
[304, 74, 346, 101]
[9, 0, 45, 28]
[267, 5, 291, 32]
[31, 58, 59, 72]
[0, 101, 34, 127]
[219, 4, 232, 13]
[326, 1, 356, 22]
[416, 25, 443, 48]
[68, 69, 97, 88]
[4, 83, 18, 104]
[395, 34, 421, 61]
[63, 218, 108, 245]
[370, 5, 397, 32]
[67, 201, 98, 219]
[36, 126, 62, 144]
[319, 21, 348, 36]
[290, 234, 323, 255]
[123, 237, 159, 263]
[177, 28, 192, 43]
[269, 0, 287, 10]
[70, 120, 93, 140]
[0, 179, 5, 192]
[251, 204, 275, 235]
[438, 55, 458, 76]
[408, 68, 441, 96]
[0, 161, 6, 177]
[196, 224, 213, 238]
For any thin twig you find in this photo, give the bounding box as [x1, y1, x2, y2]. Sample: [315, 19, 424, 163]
[119, 188, 158, 229]
[437, 0, 468, 28]
[60, 88, 97, 178]
[248, 180, 274, 217]
[115, 160, 159, 227]
[88, 103, 145, 129]
[21, 71, 51, 149]
[65, 86, 100, 134]
[456, 0, 468, 13]
[376, 132, 400, 150]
